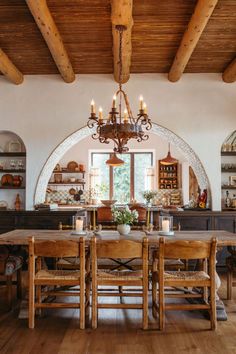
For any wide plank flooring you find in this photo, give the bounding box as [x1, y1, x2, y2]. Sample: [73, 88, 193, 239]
[0, 273, 236, 354]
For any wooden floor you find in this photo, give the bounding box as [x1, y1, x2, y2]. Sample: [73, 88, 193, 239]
[0, 273, 236, 354]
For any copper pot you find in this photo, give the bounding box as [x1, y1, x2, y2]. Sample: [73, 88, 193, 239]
[12, 175, 23, 187]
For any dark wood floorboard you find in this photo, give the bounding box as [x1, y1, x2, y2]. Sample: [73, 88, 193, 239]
[0, 274, 236, 354]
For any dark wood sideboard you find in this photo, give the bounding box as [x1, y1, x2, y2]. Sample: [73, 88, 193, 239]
[0, 210, 235, 266]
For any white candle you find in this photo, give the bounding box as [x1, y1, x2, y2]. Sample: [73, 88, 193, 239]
[112, 95, 116, 108]
[76, 219, 83, 233]
[162, 219, 170, 233]
[124, 108, 128, 123]
[143, 102, 147, 114]
[139, 95, 144, 110]
[91, 99, 95, 114]
[98, 107, 103, 122]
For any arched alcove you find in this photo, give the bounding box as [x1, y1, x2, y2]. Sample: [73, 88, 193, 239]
[34, 123, 211, 206]
[0, 130, 26, 210]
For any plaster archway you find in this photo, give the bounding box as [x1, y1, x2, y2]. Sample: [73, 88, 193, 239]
[34, 124, 211, 205]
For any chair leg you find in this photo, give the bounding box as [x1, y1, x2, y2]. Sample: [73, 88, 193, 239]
[6, 275, 13, 310]
[143, 284, 148, 330]
[16, 268, 22, 299]
[85, 278, 90, 318]
[29, 284, 35, 329]
[80, 281, 85, 330]
[36, 285, 42, 317]
[159, 284, 164, 331]
[92, 284, 98, 329]
[210, 283, 217, 330]
[227, 267, 232, 300]
[152, 278, 157, 319]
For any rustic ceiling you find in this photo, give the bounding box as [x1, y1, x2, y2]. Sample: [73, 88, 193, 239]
[0, 0, 236, 76]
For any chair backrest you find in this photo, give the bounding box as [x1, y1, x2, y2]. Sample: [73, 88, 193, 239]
[97, 207, 113, 223]
[91, 237, 148, 259]
[29, 237, 84, 258]
[158, 237, 217, 261]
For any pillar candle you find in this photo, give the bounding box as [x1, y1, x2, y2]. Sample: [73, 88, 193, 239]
[162, 219, 170, 233]
[76, 219, 83, 233]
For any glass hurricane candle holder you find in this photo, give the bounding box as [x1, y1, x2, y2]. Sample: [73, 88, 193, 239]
[72, 214, 87, 235]
[158, 215, 174, 236]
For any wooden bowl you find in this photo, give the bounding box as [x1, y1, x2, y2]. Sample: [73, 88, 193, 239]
[101, 200, 117, 207]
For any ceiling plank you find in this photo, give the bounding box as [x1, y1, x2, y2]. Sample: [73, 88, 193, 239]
[223, 58, 236, 83]
[111, 0, 133, 83]
[0, 49, 23, 85]
[25, 0, 75, 83]
[168, 0, 218, 82]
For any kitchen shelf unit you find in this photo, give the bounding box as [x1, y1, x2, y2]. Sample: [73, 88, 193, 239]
[221, 148, 236, 209]
[158, 161, 179, 189]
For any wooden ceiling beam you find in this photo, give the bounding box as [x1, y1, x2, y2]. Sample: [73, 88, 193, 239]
[25, 0, 75, 83]
[0, 49, 23, 85]
[111, 0, 133, 84]
[223, 58, 236, 83]
[168, 0, 218, 82]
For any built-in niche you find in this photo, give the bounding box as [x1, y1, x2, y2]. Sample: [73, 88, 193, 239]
[0, 131, 26, 210]
[221, 130, 236, 210]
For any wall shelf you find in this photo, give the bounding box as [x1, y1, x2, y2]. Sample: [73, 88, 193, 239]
[221, 152, 236, 156]
[0, 169, 26, 173]
[48, 182, 85, 186]
[222, 186, 236, 190]
[0, 186, 25, 190]
[0, 152, 26, 157]
[53, 170, 85, 174]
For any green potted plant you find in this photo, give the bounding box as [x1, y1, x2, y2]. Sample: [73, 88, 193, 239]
[112, 205, 138, 235]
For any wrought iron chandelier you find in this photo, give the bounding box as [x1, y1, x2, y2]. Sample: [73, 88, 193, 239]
[87, 25, 152, 157]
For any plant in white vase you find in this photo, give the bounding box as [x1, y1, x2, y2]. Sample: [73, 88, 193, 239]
[142, 190, 157, 206]
[112, 206, 138, 235]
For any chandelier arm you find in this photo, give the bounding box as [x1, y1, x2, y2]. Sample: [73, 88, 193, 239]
[87, 117, 98, 129]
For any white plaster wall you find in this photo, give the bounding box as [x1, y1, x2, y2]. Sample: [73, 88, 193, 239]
[0, 74, 235, 210]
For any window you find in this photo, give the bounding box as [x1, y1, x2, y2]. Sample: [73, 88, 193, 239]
[91, 152, 153, 203]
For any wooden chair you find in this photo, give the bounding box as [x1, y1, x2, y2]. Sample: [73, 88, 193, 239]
[152, 237, 217, 330]
[226, 246, 236, 300]
[28, 237, 88, 329]
[91, 237, 149, 330]
[0, 246, 22, 310]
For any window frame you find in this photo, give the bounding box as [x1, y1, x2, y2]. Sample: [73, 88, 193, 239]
[91, 151, 154, 202]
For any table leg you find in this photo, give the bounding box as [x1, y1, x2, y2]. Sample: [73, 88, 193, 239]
[215, 269, 227, 321]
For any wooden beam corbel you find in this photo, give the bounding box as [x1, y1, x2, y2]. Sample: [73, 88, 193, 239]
[0, 49, 23, 85]
[25, 0, 75, 83]
[223, 58, 236, 83]
[168, 0, 218, 82]
[111, 0, 133, 84]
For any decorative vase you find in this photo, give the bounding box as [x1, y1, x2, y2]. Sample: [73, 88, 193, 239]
[117, 224, 131, 236]
[146, 200, 152, 207]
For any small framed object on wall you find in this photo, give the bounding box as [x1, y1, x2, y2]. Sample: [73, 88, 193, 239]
[8, 141, 22, 153]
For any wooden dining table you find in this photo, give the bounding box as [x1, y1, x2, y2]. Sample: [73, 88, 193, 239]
[0, 229, 235, 246]
[0, 229, 235, 321]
